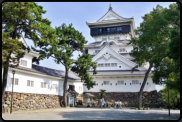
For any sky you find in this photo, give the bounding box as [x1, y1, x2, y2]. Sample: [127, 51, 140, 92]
[25, 2, 175, 91]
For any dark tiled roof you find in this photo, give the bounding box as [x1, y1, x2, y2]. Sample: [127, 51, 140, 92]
[31, 64, 80, 80]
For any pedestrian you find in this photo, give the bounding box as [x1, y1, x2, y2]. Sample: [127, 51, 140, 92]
[100, 99, 102, 108]
[114, 101, 117, 109]
[119, 100, 122, 109]
[106, 101, 108, 108]
[102, 100, 105, 108]
[116, 100, 119, 109]
[103, 100, 105, 108]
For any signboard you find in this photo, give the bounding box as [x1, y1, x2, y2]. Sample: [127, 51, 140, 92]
[70, 97, 74, 104]
[88, 98, 90, 103]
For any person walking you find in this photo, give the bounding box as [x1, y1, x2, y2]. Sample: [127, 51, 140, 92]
[100, 99, 102, 108]
[119, 100, 122, 109]
[116, 101, 119, 109]
[106, 101, 108, 108]
[114, 101, 117, 109]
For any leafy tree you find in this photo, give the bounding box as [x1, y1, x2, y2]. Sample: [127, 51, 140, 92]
[128, 3, 179, 109]
[2, 2, 57, 104]
[99, 89, 106, 99]
[71, 53, 97, 90]
[32, 23, 97, 107]
[2, 31, 30, 104]
[158, 86, 180, 109]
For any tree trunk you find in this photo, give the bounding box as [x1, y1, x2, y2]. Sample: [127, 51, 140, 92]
[138, 64, 152, 110]
[2, 62, 9, 104]
[63, 66, 68, 107]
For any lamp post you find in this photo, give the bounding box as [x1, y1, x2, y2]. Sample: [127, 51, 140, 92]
[10, 70, 15, 114]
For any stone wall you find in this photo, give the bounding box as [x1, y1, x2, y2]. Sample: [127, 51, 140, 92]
[84, 90, 166, 108]
[3, 91, 63, 111]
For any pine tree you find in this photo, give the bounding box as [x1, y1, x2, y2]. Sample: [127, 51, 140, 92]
[2, 2, 57, 104]
[32, 23, 97, 107]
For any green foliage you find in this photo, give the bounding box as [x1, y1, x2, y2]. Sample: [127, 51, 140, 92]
[99, 89, 106, 99]
[158, 86, 180, 109]
[2, 31, 29, 68]
[127, 3, 180, 108]
[71, 53, 97, 90]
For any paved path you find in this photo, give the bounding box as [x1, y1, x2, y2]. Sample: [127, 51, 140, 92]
[2, 107, 181, 120]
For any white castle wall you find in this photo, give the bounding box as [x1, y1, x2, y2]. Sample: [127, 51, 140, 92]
[5, 71, 64, 96]
[83, 77, 156, 92]
[95, 57, 132, 70]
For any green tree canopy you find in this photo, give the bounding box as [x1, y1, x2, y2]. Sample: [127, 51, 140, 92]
[32, 23, 97, 107]
[2, 2, 57, 105]
[127, 3, 180, 109]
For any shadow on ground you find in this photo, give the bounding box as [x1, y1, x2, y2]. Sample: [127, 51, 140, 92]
[55, 110, 180, 120]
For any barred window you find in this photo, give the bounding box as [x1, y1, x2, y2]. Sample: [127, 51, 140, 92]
[41, 82, 46, 88]
[118, 81, 124, 85]
[132, 80, 139, 84]
[52, 84, 57, 89]
[27, 80, 34, 87]
[27, 80, 30, 86]
[103, 81, 110, 85]
[95, 50, 100, 54]
[111, 63, 117, 67]
[15, 79, 19, 85]
[79, 86, 82, 91]
[105, 63, 110, 67]
[31, 81, 34, 87]
[120, 48, 125, 52]
[11, 78, 18, 85]
[98, 64, 103, 67]
[20, 60, 27, 66]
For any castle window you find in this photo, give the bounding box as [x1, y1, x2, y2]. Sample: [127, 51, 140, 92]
[111, 63, 117, 67]
[99, 28, 102, 33]
[103, 81, 110, 85]
[79, 86, 82, 91]
[11, 78, 19, 85]
[52, 84, 57, 89]
[98, 64, 103, 67]
[105, 63, 110, 67]
[111, 27, 116, 32]
[20, 59, 27, 66]
[107, 28, 110, 33]
[41, 82, 46, 88]
[118, 81, 124, 85]
[27, 80, 34, 87]
[95, 50, 100, 54]
[132, 80, 139, 84]
[117, 27, 122, 31]
[120, 48, 125, 52]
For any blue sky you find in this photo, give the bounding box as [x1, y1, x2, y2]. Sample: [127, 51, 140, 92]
[25, 2, 175, 91]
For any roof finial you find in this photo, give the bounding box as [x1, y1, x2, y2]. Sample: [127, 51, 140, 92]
[109, 3, 112, 10]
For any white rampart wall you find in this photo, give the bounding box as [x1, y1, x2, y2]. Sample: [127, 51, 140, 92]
[83, 77, 156, 92]
[5, 71, 64, 96]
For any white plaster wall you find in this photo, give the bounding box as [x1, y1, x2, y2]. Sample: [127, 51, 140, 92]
[93, 36, 102, 41]
[67, 81, 84, 94]
[19, 54, 33, 69]
[83, 77, 156, 92]
[88, 44, 133, 56]
[5, 71, 64, 96]
[95, 57, 132, 70]
[110, 44, 133, 53]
